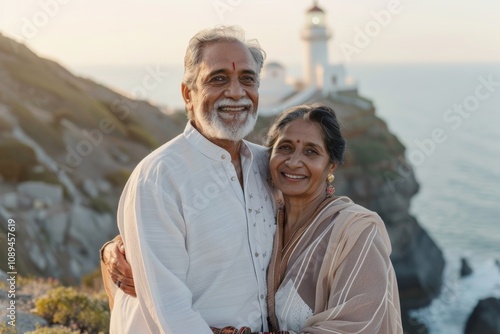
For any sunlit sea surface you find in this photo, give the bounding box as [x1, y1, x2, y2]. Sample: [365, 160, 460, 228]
[74, 63, 500, 334]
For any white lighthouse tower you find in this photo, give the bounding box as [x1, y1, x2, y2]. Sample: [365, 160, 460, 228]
[258, 1, 357, 115]
[301, 1, 332, 89]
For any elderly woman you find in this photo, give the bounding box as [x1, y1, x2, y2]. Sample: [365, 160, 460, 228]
[102, 104, 403, 333]
[263, 104, 402, 333]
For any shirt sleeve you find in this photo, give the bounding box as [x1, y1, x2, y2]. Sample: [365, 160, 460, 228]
[300, 221, 402, 334]
[118, 175, 213, 334]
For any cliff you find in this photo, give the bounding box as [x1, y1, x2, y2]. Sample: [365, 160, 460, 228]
[0, 34, 444, 331]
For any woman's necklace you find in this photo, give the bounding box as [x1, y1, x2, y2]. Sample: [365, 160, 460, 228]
[277, 197, 334, 283]
[281, 197, 331, 256]
[282, 220, 306, 254]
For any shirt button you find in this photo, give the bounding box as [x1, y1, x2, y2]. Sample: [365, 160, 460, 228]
[221, 154, 226, 159]
[255, 252, 259, 257]
[260, 294, 265, 299]
[231, 176, 236, 181]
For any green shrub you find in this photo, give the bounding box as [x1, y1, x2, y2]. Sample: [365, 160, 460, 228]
[26, 324, 80, 334]
[0, 321, 17, 333]
[348, 139, 391, 166]
[104, 168, 132, 188]
[27, 168, 61, 184]
[0, 160, 26, 182]
[126, 123, 159, 149]
[33, 287, 109, 333]
[6, 100, 65, 152]
[89, 196, 113, 214]
[0, 138, 37, 163]
[0, 115, 12, 131]
[81, 267, 105, 292]
[0, 139, 37, 182]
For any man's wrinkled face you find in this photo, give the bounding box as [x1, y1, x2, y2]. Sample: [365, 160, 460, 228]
[182, 41, 259, 142]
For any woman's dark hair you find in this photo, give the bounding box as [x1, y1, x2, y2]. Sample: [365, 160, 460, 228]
[264, 103, 346, 164]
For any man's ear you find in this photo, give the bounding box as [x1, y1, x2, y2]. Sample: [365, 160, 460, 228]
[181, 83, 193, 112]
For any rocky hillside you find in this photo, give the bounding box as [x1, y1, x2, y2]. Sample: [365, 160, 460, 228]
[0, 34, 444, 332]
[0, 33, 186, 282]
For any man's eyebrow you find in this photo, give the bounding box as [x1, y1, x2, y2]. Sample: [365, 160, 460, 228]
[241, 69, 257, 76]
[206, 69, 227, 77]
[205, 68, 257, 78]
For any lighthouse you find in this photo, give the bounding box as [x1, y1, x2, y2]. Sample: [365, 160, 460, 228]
[257, 1, 356, 115]
[301, 1, 332, 89]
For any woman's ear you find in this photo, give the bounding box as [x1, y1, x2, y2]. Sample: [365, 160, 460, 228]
[329, 163, 338, 175]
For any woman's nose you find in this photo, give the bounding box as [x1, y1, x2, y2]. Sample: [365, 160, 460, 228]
[285, 153, 302, 168]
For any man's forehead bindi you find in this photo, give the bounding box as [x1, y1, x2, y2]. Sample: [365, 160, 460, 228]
[232, 62, 235, 70]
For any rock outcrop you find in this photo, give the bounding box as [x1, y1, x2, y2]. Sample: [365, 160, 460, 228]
[330, 95, 445, 328]
[461, 257, 474, 278]
[465, 297, 500, 334]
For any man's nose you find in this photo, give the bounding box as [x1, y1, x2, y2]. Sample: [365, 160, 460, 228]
[224, 79, 245, 100]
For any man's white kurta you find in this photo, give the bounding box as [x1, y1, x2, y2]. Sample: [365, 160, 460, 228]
[110, 122, 276, 333]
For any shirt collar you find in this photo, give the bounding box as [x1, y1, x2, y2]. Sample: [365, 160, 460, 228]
[183, 121, 252, 162]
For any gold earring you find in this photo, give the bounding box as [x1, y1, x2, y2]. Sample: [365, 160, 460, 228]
[326, 174, 335, 197]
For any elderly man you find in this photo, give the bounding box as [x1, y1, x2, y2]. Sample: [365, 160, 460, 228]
[105, 26, 276, 333]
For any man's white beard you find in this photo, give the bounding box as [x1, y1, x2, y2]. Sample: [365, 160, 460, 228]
[196, 98, 257, 141]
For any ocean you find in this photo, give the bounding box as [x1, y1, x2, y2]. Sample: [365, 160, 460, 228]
[72, 63, 500, 333]
[346, 64, 500, 333]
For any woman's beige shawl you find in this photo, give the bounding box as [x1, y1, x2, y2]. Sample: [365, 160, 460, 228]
[267, 196, 403, 333]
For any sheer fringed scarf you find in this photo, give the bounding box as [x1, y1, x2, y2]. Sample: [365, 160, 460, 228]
[267, 197, 403, 333]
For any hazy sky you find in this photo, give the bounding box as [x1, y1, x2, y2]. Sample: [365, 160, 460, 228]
[1, 0, 499, 68]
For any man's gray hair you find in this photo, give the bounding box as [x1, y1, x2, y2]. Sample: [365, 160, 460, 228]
[182, 25, 266, 90]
